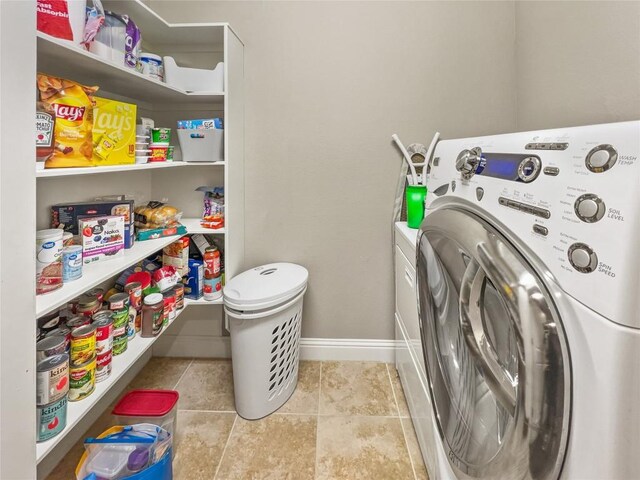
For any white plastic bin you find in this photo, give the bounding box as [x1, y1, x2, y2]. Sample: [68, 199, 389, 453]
[163, 56, 224, 92]
[177, 128, 224, 163]
[224, 263, 309, 420]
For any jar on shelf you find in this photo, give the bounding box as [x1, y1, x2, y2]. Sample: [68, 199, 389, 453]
[141, 293, 164, 338]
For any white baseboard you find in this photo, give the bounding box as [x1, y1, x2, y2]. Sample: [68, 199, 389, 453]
[299, 338, 395, 362]
[153, 335, 395, 363]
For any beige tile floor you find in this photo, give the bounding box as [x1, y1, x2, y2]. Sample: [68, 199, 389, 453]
[47, 358, 428, 480]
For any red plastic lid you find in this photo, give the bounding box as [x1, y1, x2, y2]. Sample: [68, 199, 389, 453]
[112, 389, 179, 417]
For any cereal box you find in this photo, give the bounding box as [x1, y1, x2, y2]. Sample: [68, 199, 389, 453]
[79, 216, 125, 265]
[92, 97, 136, 165]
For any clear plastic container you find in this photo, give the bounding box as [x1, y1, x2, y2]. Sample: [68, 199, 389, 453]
[112, 390, 179, 439]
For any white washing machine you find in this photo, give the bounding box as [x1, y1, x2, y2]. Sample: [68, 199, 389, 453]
[416, 121, 640, 479]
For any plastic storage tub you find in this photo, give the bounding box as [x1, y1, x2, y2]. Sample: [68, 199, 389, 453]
[112, 390, 179, 440]
[177, 129, 224, 163]
[224, 263, 309, 420]
[163, 56, 224, 92]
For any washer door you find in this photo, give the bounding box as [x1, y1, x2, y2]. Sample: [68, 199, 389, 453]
[417, 206, 570, 480]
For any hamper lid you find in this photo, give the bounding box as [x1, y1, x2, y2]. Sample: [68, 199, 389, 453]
[112, 390, 179, 417]
[223, 263, 308, 311]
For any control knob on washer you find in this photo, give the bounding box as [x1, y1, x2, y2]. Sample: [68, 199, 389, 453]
[585, 144, 617, 173]
[568, 243, 598, 273]
[574, 194, 606, 223]
[456, 147, 482, 180]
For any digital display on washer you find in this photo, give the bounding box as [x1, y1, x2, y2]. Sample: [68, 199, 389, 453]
[476, 153, 541, 182]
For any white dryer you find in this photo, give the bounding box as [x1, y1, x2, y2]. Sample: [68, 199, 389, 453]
[416, 121, 640, 479]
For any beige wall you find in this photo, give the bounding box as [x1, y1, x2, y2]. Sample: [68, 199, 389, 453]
[516, 1, 640, 130]
[151, 1, 518, 339]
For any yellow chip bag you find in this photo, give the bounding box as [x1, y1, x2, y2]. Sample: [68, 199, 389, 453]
[92, 97, 137, 165]
[37, 74, 98, 168]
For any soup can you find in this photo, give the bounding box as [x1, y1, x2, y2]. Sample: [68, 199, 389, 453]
[124, 281, 142, 310]
[38, 312, 63, 335]
[93, 311, 114, 354]
[36, 354, 69, 405]
[86, 287, 104, 304]
[127, 307, 137, 340]
[37, 335, 66, 361]
[36, 229, 63, 295]
[62, 245, 83, 282]
[76, 294, 101, 318]
[66, 315, 91, 331]
[70, 324, 96, 367]
[68, 355, 96, 402]
[203, 276, 223, 301]
[96, 349, 112, 382]
[162, 288, 176, 324]
[37, 396, 67, 442]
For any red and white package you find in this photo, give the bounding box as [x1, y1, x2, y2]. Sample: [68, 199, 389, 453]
[153, 266, 180, 292]
[37, 0, 85, 43]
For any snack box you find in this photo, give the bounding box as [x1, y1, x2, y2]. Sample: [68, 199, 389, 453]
[177, 118, 223, 130]
[92, 97, 137, 166]
[79, 216, 125, 265]
[163, 236, 190, 277]
[136, 224, 187, 241]
[51, 200, 135, 249]
[184, 259, 204, 300]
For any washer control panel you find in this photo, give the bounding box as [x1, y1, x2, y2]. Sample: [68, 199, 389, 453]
[425, 121, 640, 327]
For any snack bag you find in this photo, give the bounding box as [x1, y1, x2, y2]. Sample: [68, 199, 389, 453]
[37, 74, 98, 168]
[134, 202, 182, 229]
[92, 97, 136, 165]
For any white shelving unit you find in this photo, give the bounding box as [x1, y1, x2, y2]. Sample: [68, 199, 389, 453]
[13, 2, 245, 478]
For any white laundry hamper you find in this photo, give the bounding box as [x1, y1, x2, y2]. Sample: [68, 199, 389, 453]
[223, 263, 309, 420]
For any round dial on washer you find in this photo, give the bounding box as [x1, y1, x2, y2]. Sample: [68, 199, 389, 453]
[574, 194, 606, 223]
[456, 147, 482, 180]
[517, 156, 541, 183]
[568, 243, 598, 273]
[585, 144, 617, 173]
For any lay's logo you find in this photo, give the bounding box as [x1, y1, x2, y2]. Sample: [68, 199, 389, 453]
[53, 104, 86, 123]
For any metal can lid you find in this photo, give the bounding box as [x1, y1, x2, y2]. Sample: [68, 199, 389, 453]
[77, 294, 99, 308]
[71, 324, 97, 339]
[205, 246, 218, 253]
[144, 293, 164, 306]
[66, 316, 89, 329]
[46, 326, 70, 338]
[109, 292, 130, 306]
[92, 310, 114, 325]
[70, 353, 97, 370]
[37, 335, 66, 350]
[124, 281, 142, 291]
[37, 353, 69, 372]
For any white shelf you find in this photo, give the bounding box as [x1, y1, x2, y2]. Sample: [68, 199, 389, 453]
[37, 33, 224, 105]
[36, 219, 225, 318]
[35, 294, 219, 462]
[36, 161, 225, 178]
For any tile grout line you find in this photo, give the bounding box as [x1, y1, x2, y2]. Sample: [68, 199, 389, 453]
[314, 361, 323, 480]
[386, 364, 418, 480]
[172, 358, 195, 390]
[213, 414, 238, 480]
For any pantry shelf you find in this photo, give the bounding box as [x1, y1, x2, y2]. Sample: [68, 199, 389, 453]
[37, 33, 225, 105]
[36, 219, 224, 319]
[35, 296, 200, 463]
[184, 297, 223, 307]
[36, 161, 225, 178]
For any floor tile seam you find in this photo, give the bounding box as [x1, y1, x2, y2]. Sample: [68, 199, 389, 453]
[213, 413, 238, 480]
[387, 364, 418, 480]
[178, 409, 237, 414]
[315, 361, 323, 480]
[172, 358, 195, 391]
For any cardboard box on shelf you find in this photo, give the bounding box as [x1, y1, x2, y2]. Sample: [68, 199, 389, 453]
[79, 216, 125, 265]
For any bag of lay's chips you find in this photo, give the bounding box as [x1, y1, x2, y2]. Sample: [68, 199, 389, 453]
[37, 74, 98, 168]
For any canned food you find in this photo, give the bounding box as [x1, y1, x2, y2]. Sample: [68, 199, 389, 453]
[127, 306, 137, 340]
[162, 288, 176, 324]
[38, 312, 63, 335]
[203, 276, 223, 301]
[36, 327, 42, 342]
[109, 292, 129, 311]
[36, 229, 63, 295]
[174, 283, 185, 310]
[62, 245, 83, 282]
[86, 287, 104, 304]
[124, 281, 142, 310]
[37, 396, 67, 442]
[66, 315, 90, 331]
[76, 294, 100, 317]
[112, 333, 128, 356]
[36, 354, 69, 405]
[69, 355, 96, 401]
[70, 324, 96, 367]
[37, 335, 67, 361]
[96, 349, 112, 382]
[93, 311, 113, 354]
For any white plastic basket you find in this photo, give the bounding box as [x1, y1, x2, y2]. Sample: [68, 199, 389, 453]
[177, 128, 224, 163]
[163, 56, 224, 92]
[226, 288, 306, 420]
